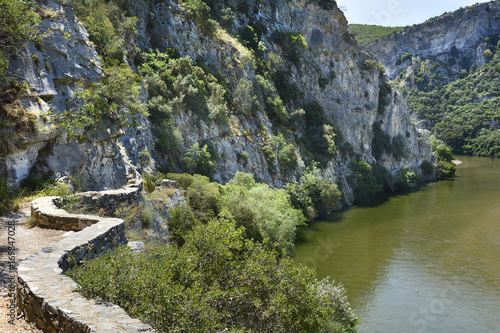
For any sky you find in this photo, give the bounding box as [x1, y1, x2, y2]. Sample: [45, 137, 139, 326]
[337, 0, 492, 26]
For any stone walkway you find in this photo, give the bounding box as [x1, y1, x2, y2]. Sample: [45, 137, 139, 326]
[0, 211, 69, 332]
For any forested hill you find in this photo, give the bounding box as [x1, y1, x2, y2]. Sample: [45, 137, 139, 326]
[367, 0, 500, 157]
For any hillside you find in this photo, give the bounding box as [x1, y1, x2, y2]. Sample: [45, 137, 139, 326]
[348, 24, 405, 47]
[369, 0, 500, 157]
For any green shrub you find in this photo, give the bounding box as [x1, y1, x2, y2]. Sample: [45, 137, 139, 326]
[349, 160, 383, 203]
[420, 160, 435, 176]
[0, 0, 40, 77]
[271, 30, 307, 67]
[183, 142, 215, 178]
[185, 174, 222, 223]
[0, 178, 14, 215]
[436, 161, 456, 179]
[68, 218, 358, 332]
[303, 101, 342, 165]
[58, 63, 147, 135]
[185, 0, 217, 36]
[394, 165, 420, 190]
[71, 0, 138, 63]
[165, 173, 194, 190]
[286, 165, 342, 220]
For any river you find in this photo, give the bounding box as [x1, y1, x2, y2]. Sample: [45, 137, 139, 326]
[294, 156, 500, 333]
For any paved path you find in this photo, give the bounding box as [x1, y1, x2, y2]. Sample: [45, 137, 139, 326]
[0, 211, 69, 332]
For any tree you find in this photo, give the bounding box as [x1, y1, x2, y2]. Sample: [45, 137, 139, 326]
[0, 0, 40, 77]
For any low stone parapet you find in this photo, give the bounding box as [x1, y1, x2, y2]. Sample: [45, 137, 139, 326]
[17, 181, 156, 332]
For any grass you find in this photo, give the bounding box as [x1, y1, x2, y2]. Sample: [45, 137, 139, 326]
[348, 24, 406, 47]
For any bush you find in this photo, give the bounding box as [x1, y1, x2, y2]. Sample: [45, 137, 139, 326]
[185, 0, 217, 36]
[349, 160, 383, 203]
[58, 63, 147, 135]
[436, 161, 456, 179]
[185, 174, 222, 223]
[225, 173, 306, 256]
[271, 30, 307, 67]
[0, 0, 40, 77]
[183, 142, 215, 178]
[303, 101, 342, 165]
[68, 219, 358, 332]
[0, 178, 14, 215]
[71, 0, 138, 62]
[420, 160, 435, 176]
[286, 165, 342, 220]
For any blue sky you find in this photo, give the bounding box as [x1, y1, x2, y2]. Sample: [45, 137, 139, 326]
[338, 0, 492, 26]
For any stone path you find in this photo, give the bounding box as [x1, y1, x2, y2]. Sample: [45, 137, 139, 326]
[0, 211, 68, 332]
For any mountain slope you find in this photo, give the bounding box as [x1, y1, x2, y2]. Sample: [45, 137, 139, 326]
[369, 0, 500, 156]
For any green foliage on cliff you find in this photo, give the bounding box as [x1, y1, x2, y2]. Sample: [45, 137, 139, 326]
[371, 122, 407, 160]
[138, 50, 229, 169]
[348, 24, 405, 47]
[0, 0, 40, 77]
[302, 101, 343, 166]
[68, 218, 358, 332]
[431, 140, 456, 179]
[286, 165, 342, 220]
[348, 161, 420, 203]
[400, 38, 500, 157]
[71, 0, 138, 63]
[58, 63, 147, 134]
[167, 172, 306, 256]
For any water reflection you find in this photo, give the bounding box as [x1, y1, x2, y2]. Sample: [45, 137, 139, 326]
[294, 156, 500, 332]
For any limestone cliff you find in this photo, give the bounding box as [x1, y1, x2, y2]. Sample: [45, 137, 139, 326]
[1, 0, 435, 205]
[369, 0, 500, 80]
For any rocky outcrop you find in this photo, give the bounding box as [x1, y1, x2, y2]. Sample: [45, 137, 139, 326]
[369, 0, 500, 80]
[2, 1, 154, 189]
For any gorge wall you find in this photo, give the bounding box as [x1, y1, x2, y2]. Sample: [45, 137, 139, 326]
[1, 0, 436, 204]
[369, 0, 500, 80]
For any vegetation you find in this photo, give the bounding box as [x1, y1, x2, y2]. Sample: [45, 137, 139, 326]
[398, 35, 500, 157]
[302, 101, 343, 166]
[138, 50, 229, 169]
[348, 24, 405, 47]
[58, 63, 147, 135]
[431, 140, 456, 179]
[285, 165, 342, 220]
[0, 0, 40, 77]
[70, 0, 139, 63]
[371, 122, 407, 160]
[68, 219, 358, 332]
[348, 160, 420, 203]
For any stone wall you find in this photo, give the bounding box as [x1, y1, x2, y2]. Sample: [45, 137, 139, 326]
[17, 182, 156, 332]
[31, 180, 142, 231]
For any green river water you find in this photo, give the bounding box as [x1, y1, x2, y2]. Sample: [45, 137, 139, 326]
[294, 156, 500, 332]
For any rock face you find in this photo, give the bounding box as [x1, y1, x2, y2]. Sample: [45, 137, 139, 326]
[132, 0, 435, 196]
[3, 0, 435, 203]
[369, 0, 500, 80]
[2, 1, 155, 189]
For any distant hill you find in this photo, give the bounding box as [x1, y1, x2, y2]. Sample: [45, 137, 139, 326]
[348, 24, 405, 47]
